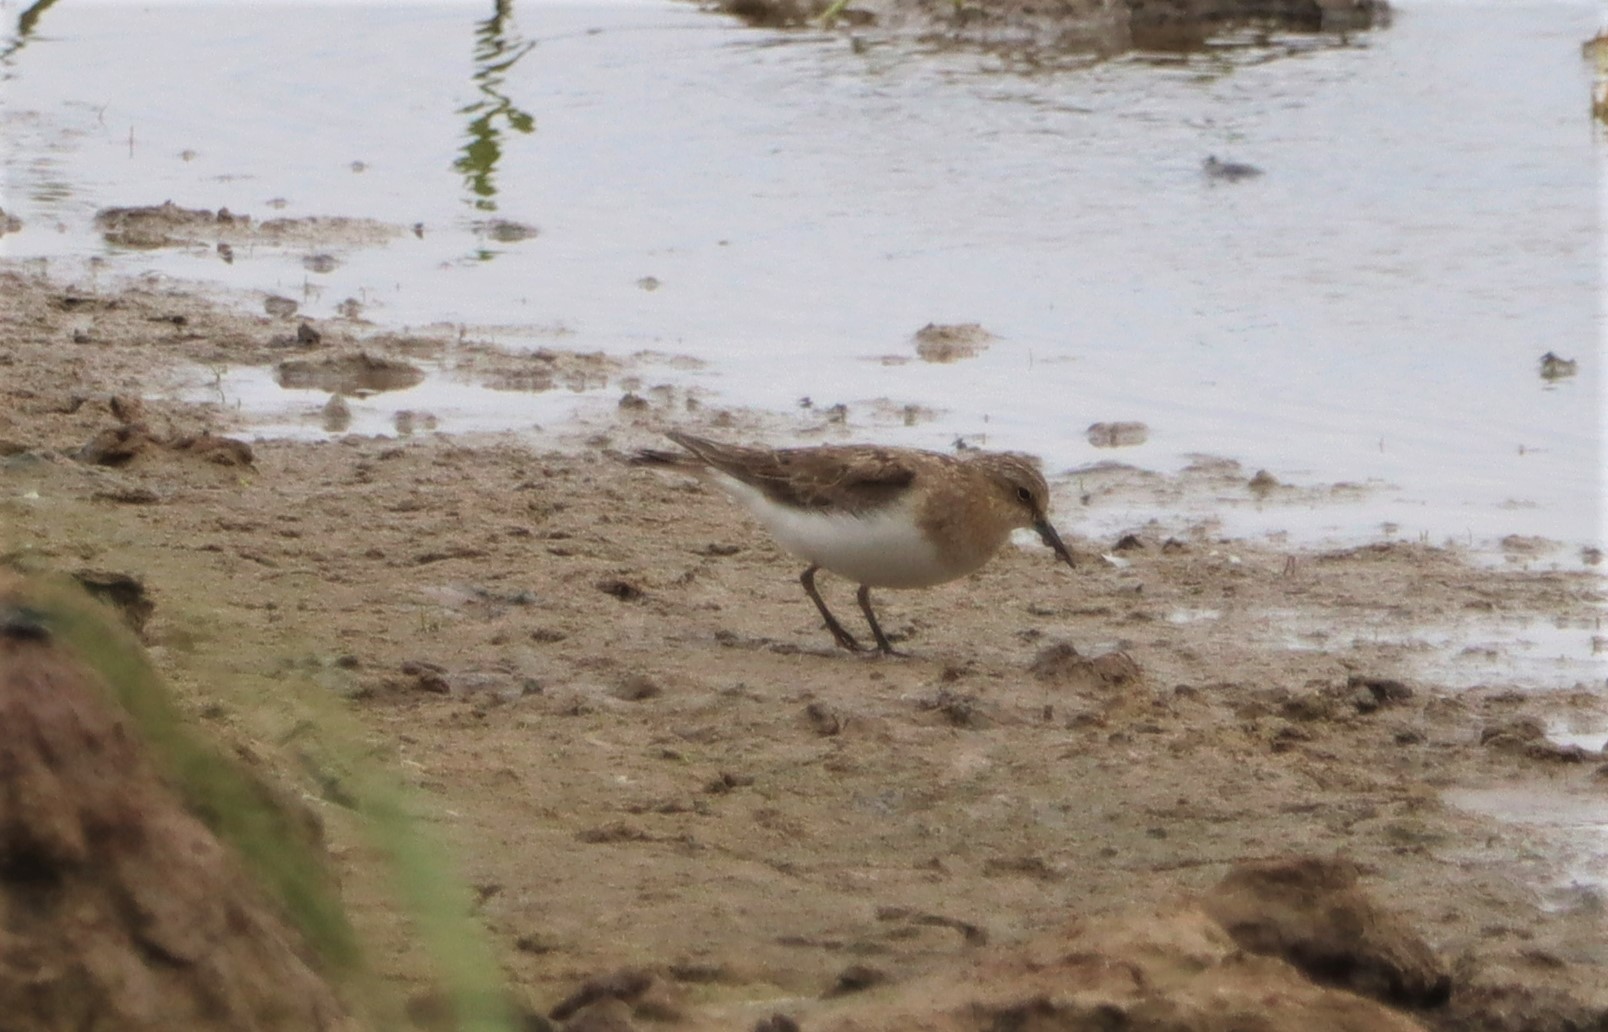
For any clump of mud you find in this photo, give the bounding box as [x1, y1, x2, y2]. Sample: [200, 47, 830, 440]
[1202, 856, 1451, 1007]
[0, 578, 355, 1032]
[1538, 351, 1578, 381]
[276, 352, 427, 395]
[1086, 420, 1149, 448]
[913, 322, 994, 363]
[475, 218, 539, 243]
[95, 202, 253, 249]
[71, 393, 256, 469]
[94, 202, 401, 250]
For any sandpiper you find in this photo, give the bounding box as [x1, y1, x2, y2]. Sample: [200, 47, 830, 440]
[633, 431, 1077, 654]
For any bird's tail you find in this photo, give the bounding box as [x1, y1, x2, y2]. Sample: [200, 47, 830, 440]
[629, 431, 731, 472]
[627, 446, 693, 469]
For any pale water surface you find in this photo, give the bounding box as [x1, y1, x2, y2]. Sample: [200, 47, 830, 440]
[2, 0, 1603, 553]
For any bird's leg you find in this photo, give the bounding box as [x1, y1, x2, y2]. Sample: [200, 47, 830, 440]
[856, 584, 900, 656]
[800, 565, 864, 652]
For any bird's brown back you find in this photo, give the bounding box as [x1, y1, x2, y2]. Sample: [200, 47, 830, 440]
[665, 430, 926, 514]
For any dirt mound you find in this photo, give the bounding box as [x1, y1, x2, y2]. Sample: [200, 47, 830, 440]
[803, 904, 1429, 1032]
[71, 393, 255, 469]
[730, 856, 1451, 1030]
[1202, 855, 1451, 1007]
[77, 425, 254, 468]
[0, 584, 354, 1032]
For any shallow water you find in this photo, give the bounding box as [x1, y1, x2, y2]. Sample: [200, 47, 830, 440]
[1447, 784, 1608, 895]
[1263, 604, 1605, 690]
[189, 362, 603, 441]
[2, 0, 1603, 551]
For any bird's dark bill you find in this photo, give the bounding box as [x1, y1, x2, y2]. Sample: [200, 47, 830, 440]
[1035, 519, 1076, 569]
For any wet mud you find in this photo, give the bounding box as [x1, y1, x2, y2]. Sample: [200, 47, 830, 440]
[720, 0, 1389, 55]
[95, 202, 401, 251]
[1, 266, 1605, 1030]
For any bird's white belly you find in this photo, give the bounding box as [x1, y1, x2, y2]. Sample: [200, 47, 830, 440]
[713, 475, 956, 589]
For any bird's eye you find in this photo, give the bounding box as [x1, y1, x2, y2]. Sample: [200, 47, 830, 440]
[1016, 486, 1034, 504]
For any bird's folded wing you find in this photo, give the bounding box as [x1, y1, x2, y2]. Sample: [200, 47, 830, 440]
[751, 448, 918, 513]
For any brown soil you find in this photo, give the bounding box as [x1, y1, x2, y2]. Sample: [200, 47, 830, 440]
[0, 575, 356, 1032]
[1, 263, 1605, 1031]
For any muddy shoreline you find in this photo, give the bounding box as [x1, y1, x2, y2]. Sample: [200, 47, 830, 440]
[712, 0, 1390, 56]
[2, 260, 1604, 1029]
